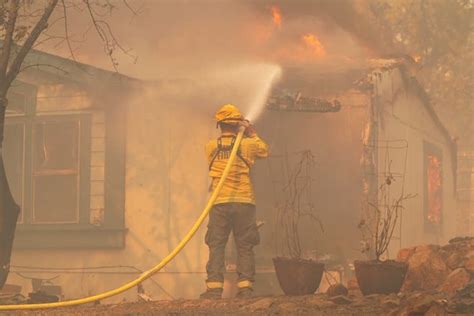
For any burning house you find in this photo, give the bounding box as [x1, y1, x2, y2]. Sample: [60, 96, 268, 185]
[1, 46, 458, 301]
[255, 60, 458, 272]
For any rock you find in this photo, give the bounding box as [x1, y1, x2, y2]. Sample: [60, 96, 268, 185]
[278, 302, 298, 313]
[246, 298, 274, 311]
[438, 268, 471, 297]
[326, 283, 348, 297]
[464, 252, 474, 273]
[402, 245, 449, 291]
[411, 294, 437, 314]
[397, 247, 416, 263]
[381, 296, 400, 309]
[446, 252, 465, 269]
[329, 295, 352, 305]
[449, 236, 474, 244]
[456, 280, 474, 298]
[425, 303, 447, 316]
[447, 297, 474, 314]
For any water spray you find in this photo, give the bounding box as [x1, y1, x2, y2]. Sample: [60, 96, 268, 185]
[245, 64, 282, 122]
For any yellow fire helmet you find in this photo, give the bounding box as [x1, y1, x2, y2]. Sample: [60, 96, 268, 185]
[215, 104, 243, 125]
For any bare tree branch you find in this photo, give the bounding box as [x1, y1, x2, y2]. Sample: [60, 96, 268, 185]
[4, 0, 60, 90]
[60, 0, 77, 62]
[0, 0, 20, 93]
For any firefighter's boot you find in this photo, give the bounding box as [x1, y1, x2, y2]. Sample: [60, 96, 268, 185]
[236, 286, 253, 299]
[199, 288, 223, 300]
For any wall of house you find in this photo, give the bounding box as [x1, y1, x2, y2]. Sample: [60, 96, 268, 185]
[254, 90, 370, 268]
[373, 68, 457, 255]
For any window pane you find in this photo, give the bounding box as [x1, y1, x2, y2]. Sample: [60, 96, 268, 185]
[3, 123, 24, 222]
[33, 175, 78, 223]
[34, 120, 79, 171]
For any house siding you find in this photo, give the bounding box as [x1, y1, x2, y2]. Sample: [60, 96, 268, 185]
[373, 68, 457, 254]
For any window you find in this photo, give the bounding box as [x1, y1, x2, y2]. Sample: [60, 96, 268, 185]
[33, 119, 81, 224]
[424, 142, 443, 229]
[4, 80, 126, 249]
[5, 113, 91, 226]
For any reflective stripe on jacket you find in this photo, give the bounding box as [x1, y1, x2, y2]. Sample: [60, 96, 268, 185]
[205, 132, 269, 205]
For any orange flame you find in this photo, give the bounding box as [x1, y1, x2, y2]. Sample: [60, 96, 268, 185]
[302, 33, 326, 58]
[271, 5, 282, 28]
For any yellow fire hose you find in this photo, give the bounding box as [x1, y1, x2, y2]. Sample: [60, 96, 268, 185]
[0, 130, 245, 311]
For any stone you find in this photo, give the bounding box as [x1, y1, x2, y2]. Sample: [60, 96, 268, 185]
[402, 245, 449, 292]
[329, 295, 352, 305]
[381, 296, 400, 309]
[278, 302, 298, 313]
[449, 236, 474, 244]
[412, 294, 437, 313]
[397, 247, 416, 263]
[326, 283, 349, 297]
[246, 298, 274, 311]
[446, 252, 465, 270]
[456, 280, 474, 298]
[425, 303, 447, 316]
[464, 255, 474, 273]
[438, 268, 471, 297]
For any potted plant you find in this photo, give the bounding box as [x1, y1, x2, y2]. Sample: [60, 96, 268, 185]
[356, 175, 415, 295]
[272, 150, 325, 296]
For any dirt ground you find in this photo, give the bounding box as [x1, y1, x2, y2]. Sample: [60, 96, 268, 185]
[3, 290, 474, 316]
[2, 281, 474, 316]
[0, 294, 391, 316]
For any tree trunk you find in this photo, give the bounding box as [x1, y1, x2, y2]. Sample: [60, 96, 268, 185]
[0, 101, 20, 289]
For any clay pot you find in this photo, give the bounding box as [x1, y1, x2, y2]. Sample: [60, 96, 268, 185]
[273, 257, 324, 295]
[354, 260, 408, 295]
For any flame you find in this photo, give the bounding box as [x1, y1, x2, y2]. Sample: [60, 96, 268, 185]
[271, 5, 282, 28]
[302, 33, 326, 58]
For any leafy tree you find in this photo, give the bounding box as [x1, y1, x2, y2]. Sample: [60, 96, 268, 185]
[369, 0, 474, 146]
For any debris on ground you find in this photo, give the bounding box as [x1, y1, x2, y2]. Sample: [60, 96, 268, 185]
[3, 238, 474, 315]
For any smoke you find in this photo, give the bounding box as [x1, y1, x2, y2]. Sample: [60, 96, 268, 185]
[40, 0, 390, 80]
[248, 0, 396, 57]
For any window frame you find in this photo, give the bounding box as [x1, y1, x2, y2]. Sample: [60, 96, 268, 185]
[24, 114, 91, 226]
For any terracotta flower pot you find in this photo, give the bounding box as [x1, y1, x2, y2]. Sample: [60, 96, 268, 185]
[273, 257, 324, 295]
[354, 260, 408, 295]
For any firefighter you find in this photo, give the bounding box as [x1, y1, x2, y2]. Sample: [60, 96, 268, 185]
[200, 104, 269, 299]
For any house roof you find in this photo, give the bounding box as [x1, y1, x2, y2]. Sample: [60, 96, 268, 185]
[19, 48, 140, 87]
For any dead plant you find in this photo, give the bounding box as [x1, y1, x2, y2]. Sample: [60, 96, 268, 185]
[359, 175, 416, 261]
[275, 150, 323, 260]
